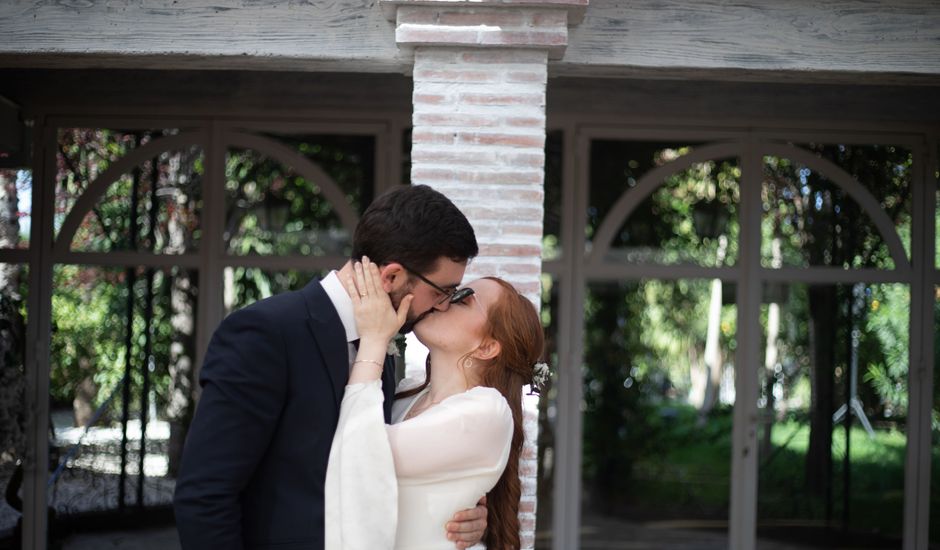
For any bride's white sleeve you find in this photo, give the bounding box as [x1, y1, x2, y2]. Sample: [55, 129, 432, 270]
[325, 380, 398, 549]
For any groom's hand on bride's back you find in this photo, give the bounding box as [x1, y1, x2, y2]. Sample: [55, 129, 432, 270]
[445, 495, 488, 549]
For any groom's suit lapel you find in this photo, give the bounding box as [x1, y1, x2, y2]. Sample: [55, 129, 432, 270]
[301, 279, 348, 410]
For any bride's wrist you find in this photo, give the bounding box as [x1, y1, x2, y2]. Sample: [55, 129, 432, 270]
[356, 337, 389, 359]
[349, 357, 384, 384]
[358, 334, 389, 345]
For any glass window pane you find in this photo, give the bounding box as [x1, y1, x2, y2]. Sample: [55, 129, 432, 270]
[223, 268, 325, 314]
[0, 169, 31, 249]
[589, 140, 738, 267]
[49, 264, 197, 520]
[589, 141, 699, 242]
[932, 286, 940, 545]
[402, 128, 412, 187]
[56, 128, 203, 254]
[757, 282, 907, 547]
[542, 131, 562, 261]
[935, 144, 939, 269]
[534, 274, 558, 549]
[581, 279, 736, 548]
[225, 134, 373, 257]
[260, 133, 374, 215]
[761, 144, 911, 270]
[0, 263, 27, 536]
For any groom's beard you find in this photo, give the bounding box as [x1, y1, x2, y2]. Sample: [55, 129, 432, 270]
[390, 282, 428, 334]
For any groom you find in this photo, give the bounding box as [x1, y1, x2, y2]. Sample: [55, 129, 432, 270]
[174, 185, 487, 549]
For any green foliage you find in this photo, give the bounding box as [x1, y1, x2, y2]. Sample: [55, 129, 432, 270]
[630, 405, 734, 516]
[50, 265, 179, 414]
[50, 265, 125, 406]
[759, 420, 907, 536]
[225, 267, 322, 312]
[627, 410, 916, 534]
[58, 129, 202, 254]
[934, 287, 940, 433]
[581, 279, 738, 509]
[863, 284, 910, 417]
[588, 141, 740, 266]
[0, 270, 27, 459]
[762, 144, 911, 270]
[542, 131, 563, 261]
[581, 282, 658, 504]
[224, 135, 373, 259]
[629, 158, 740, 266]
[51, 128, 203, 420]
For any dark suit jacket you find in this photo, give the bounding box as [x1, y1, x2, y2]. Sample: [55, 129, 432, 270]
[173, 278, 395, 550]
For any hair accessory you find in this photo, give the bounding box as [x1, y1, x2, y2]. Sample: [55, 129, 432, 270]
[529, 361, 551, 395]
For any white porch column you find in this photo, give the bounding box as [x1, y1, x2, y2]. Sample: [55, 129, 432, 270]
[381, 1, 585, 547]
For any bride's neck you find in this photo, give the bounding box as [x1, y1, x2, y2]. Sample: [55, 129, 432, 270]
[426, 350, 474, 402]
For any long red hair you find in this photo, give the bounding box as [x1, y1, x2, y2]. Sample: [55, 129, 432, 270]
[397, 277, 545, 549]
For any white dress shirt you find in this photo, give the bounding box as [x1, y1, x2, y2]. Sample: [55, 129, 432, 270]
[321, 270, 360, 368]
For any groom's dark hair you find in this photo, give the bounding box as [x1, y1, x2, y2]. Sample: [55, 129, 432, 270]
[352, 184, 478, 273]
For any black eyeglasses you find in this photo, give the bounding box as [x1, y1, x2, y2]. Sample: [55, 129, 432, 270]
[398, 262, 475, 305]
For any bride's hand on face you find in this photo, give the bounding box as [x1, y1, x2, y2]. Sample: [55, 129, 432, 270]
[343, 257, 413, 356]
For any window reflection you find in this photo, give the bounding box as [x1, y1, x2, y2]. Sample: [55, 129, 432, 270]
[757, 282, 908, 547]
[224, 134, 374, 257]
[761, 143, 912, 270]
[0, 263, 27, 535]
[580, 279, 736, 548]
[0, 170, 31, 249]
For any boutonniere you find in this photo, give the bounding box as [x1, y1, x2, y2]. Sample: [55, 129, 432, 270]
[387, 336, 403, 357]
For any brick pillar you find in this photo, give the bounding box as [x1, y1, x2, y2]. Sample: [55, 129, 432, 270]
[382, 1, 585, 548]
[411, 45, 547, 300]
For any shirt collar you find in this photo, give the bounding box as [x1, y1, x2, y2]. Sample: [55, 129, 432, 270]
[321, 270, 359, 343]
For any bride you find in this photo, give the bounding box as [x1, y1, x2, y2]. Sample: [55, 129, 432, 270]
[326, 257, 544, 549]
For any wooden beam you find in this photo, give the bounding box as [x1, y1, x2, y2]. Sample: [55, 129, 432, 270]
[547, 77, 940, 126]
[558, 0, 940, 84]
[0, 70, 414, 117]
[2, 69, 939, 128]
[0, 0, 402, 72]
[1, 1, 939, 85]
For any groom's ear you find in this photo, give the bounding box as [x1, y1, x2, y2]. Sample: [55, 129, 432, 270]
[378, 263, 406, 293]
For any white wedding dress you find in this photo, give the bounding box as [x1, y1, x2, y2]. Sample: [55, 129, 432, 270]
[325, 379, 513, 550]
